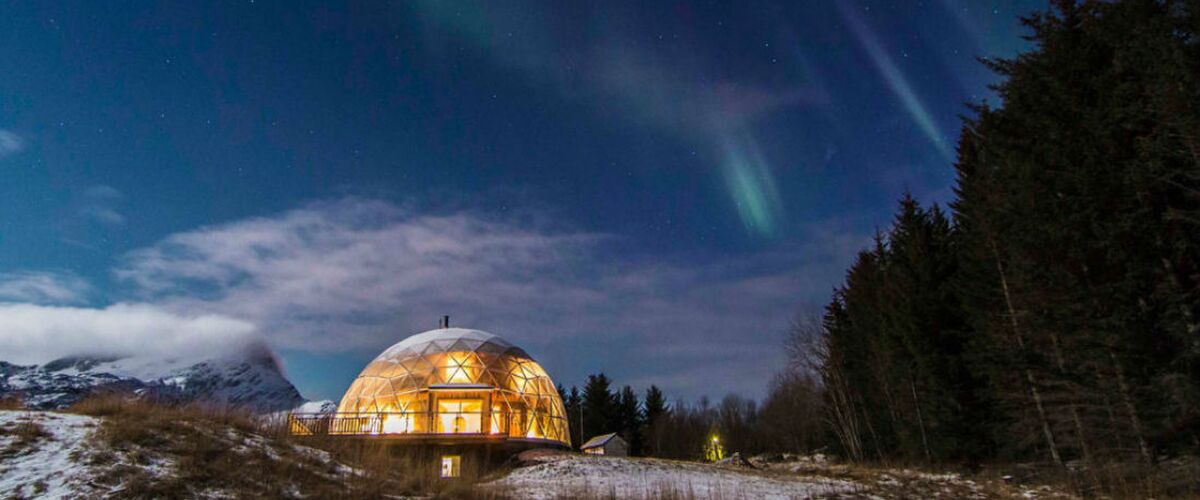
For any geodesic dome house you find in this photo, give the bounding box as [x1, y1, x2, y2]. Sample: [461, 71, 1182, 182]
[289, 323, 570, 450]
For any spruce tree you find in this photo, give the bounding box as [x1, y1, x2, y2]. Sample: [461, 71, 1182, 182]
[643, 385, 668, 456]
[582, 373, 616, 441]
[616, 386, 644, 455]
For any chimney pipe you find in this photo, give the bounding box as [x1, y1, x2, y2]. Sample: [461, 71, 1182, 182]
[440, 315, 450, 329]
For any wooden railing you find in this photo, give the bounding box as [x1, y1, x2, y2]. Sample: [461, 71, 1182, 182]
[287, 411, 567, 442]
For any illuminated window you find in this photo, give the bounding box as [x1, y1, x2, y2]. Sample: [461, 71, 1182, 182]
[436, 399, 482, 433]
[380, 413, 413, 434]
[440, 455, 461, 478]
[443, 353, 476, 384]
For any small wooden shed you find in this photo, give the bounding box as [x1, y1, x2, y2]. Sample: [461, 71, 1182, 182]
[580, 433, 628, 457]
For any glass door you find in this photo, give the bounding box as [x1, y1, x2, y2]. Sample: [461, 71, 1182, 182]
[435, 399, 483, 433]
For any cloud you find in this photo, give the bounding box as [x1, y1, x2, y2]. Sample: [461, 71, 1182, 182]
[0, 302, 257, 366]
[0, 130, 23, 158]
[78, 184, 127, 226]
[116, 198, 607, 351]
[0, 271, 93, 305]
[112, 197, 865, 398]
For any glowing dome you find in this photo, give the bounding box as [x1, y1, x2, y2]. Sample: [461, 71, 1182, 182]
[333, 327, 569, 446]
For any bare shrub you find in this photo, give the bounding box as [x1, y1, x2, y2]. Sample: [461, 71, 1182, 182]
[64, 395, 365, 497]
[0, 395, 24, 410]
[1, 418, 50, 458]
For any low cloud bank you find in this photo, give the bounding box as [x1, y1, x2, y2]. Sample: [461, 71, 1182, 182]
[0, 302, 257, 366]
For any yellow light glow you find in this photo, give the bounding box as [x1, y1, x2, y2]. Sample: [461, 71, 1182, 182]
[445, 353, 475, 384]
[437, 399, 482, 433]
[526, 412, 544, 438]
[440, 455, 460, 478]
[381, 414, 412, 434]
[361, 416, 380, 435]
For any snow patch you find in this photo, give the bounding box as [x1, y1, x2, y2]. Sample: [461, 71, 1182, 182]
[0, 411, 101, 499]
[487, 454, 860, 499]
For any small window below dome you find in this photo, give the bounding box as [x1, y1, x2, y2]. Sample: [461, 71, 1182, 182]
[440, 455, 461, 478]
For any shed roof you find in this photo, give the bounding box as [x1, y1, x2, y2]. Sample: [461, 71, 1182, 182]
[581, 432, 625, 449]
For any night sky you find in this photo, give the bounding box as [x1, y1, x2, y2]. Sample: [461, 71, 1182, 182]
[0, 1, 1043, 401]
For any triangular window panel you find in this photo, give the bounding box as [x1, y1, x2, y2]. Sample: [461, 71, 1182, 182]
[447, 339, 473, 352]
[475, 341, 506, 354]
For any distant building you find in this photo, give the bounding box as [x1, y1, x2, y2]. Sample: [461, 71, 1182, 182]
[581, 433, 628, 457]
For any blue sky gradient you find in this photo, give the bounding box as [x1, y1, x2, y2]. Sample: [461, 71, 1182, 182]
[0, 1, 1043, 401]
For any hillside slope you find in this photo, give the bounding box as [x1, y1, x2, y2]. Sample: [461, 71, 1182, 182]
[0, 409, 359, 499]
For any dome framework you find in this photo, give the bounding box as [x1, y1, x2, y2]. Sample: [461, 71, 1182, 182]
[290, 328, 569, 447]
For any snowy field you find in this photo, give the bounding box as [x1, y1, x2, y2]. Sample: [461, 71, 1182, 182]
[0, 409, 356, 498]
[0, 411, 100, 499]
[2, 410, 1075, 499]
[487, 453, 861, 499]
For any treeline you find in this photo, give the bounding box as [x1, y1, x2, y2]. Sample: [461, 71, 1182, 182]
[564, 1, 1198, 469]
[817, 0, 1199, 466]
[556, 373, 826, 460]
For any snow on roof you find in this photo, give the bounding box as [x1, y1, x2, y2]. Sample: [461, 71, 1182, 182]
[581, 432, 624, 449]
[375, 327, 521, 360]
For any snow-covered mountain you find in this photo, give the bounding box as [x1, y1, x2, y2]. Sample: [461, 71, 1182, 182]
[0, 341, 306, 412]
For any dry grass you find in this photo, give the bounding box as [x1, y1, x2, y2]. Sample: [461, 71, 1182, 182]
[745, 457, 1076, 499]
[62, 394, 508, 498]
[806, 457, 1200, 499]
[0, 418, 51, 459]
[977, 459, 1200, 500]
[64, 394, 367, 498]
[0, 396, 24, 411]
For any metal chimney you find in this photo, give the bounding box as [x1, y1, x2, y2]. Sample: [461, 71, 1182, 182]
[440, 315, 450, 329]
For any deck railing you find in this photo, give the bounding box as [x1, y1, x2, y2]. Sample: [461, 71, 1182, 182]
[287, 411, 566, 441]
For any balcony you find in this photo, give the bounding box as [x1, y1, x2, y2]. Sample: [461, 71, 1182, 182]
[287, 410, 566, 443]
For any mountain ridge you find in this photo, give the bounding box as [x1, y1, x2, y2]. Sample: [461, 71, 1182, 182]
[0, 341, 306, 412]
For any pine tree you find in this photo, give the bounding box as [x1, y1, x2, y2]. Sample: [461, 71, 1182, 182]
[582, 373, 616, 441]
[616, 386, 644, 455]
[643, 385, 668, 456]
[563, 386, 583, 449]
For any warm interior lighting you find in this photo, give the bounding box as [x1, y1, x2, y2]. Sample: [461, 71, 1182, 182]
[436, 399, 482, 433]
[440, 455, 460, 478]
[525, 411, 544, 438]
[380, 413, 412, 434]
[444, 353, 475, 384]
[490, 407, 502, 434]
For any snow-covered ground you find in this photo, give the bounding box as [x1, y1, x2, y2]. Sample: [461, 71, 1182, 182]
[0, 409, 359, 498]
[0, 411, 102, 499]
[3, 409, 1077, 499]
[487, 453, 861, 499]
